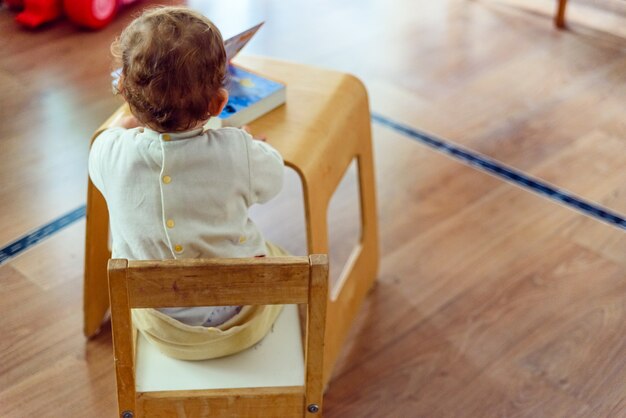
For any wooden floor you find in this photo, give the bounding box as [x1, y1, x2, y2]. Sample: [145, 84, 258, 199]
[1, 0, 625, 416]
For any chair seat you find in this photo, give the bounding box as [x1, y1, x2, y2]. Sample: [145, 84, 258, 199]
[135, 305, 304, 392]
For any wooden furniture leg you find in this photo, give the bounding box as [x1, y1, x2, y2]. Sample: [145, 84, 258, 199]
[555, 0, 568, 28]
[296, 76, 379, 385]
[84, 107, 126, 337]
[310, 155, 378, 386]
[84, 179, 111, 337]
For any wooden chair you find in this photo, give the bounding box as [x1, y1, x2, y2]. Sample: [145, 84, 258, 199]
[108, 255, 328, 418]
[86, 56, 379, 386]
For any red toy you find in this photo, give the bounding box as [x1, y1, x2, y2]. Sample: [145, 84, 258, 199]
[5, 0, 140, 29]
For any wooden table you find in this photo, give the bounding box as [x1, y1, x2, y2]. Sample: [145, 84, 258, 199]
[84, 56, 379, 385]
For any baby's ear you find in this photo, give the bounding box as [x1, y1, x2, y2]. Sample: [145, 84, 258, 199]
[208, 88, 229, 117]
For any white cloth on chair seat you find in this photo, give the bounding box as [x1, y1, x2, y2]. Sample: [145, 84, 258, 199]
[135, 304, 304, 392]
[131, 242, 291, 360]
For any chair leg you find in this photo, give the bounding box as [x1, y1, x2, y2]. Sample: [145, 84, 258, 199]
[84, 181, 111, 337]
[555, 0, 567, 28]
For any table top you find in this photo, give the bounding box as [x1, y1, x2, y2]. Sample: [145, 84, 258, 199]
[233, 56, 367, 175]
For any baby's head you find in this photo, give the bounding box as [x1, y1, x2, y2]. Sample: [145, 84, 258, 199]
[112, 7, 227, 132]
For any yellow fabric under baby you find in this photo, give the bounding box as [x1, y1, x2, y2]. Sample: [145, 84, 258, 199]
[131, 241, 289, 360]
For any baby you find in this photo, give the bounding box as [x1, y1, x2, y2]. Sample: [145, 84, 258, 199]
[89, 6, 286, 359]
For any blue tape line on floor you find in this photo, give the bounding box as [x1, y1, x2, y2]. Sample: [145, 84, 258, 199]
[371, 112, 626, 231]
[0, 205, 86, 265]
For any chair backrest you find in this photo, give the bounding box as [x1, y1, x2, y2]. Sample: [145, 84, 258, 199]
[108, 255, 328, 418]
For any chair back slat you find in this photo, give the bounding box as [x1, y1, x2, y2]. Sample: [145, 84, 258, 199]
[125, 257, 311, 308]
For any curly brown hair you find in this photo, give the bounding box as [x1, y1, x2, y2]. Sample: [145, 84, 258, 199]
[111, 7, 227, 132]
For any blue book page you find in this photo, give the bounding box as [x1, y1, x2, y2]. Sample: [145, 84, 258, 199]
[220, 65, 285, 119]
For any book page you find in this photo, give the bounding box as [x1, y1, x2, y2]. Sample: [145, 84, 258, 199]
[224, 22, 264, 62]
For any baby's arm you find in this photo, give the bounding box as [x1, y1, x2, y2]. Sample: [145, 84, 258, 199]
[243, 130, 284, 205]
[88, 126, 127, 194]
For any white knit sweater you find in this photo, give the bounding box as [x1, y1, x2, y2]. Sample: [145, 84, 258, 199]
[89, 126, 284, 261]
[89, 126, 284, 326]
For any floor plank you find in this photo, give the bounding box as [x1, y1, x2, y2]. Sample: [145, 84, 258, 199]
[326, 232, 625, 417]
[11, 221, 86, 291]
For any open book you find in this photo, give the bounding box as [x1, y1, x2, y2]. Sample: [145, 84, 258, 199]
[206, 63, 286, 129]
[111, 22, 286, 129]
[207, 22, 286, 129]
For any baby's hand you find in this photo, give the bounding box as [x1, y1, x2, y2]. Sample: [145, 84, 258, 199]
[242, 125, 267, 142]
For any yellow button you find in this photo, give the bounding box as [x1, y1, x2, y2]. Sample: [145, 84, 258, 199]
[174, 244, 183, 253]
[238, 236, 247, 244]
[162, 175, 171, 184]
[162, 134, 171, 141]
[166, 219, 175, 228]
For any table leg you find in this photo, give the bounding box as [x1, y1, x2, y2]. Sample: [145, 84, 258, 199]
[301, 138, 379, 386]
[84, 180, 111, 337]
